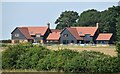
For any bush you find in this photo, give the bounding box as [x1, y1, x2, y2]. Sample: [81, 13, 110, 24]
[2, 43, 50, 69]
[1, 40, 11, 43]
[1, 44, 8, 47]
[2, 43, 120, 72]
[116, 42, 120, 71]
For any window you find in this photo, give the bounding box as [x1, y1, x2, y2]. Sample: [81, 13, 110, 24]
[71, 40, 74, 43]
[85, 34, 90, 37]
[36, 34, 41, 37]
[80, 32, 82, 34]
[63, 40, 69, 44]
[63, 34, 68, 37]
[15, 33, 19, 37]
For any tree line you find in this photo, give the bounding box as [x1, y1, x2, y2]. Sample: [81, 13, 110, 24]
[55, 6, 120, 42]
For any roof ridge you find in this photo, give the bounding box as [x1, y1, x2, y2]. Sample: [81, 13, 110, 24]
[71, 26, 97, 28]
[18, 26, 48, 28]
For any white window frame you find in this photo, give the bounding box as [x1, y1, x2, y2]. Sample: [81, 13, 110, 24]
[15, 33, 19, 37]
[36, 34, 41, 37]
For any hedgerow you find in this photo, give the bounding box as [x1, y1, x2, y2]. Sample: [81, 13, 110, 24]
[2, 43, 120, 72]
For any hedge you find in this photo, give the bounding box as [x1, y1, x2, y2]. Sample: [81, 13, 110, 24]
[2, 43, 120, 73]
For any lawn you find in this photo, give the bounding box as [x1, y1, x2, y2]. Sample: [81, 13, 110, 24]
[46, 44, 117, 56]
[0, 44, 117, 56]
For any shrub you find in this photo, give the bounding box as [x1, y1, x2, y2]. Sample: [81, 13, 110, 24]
[1, 40, 11, 43]
[2, 43, 50, 69]
[2, 43, 120, 72]
[1, 44, 8, 47]
[116, 42, 120, 71]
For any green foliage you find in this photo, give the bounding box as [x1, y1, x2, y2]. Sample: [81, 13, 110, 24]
[2, 43, 120, 72]
[77, 6, 120, 41]
[116, 42, 120, 71]
[116, 17, 120, 42]
[1, 44, 8, 47]
[55, 11, 79, 29]
[77, 9, 99, 27]
[89, 57, 119, 72]
[1, 40, 11, 43]
[116, 42, 120, 54]
[2, 43, 50, 69]
[55, 6, 120, 42]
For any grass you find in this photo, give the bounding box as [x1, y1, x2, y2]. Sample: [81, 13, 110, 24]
[0, 47, 7, 52]
[46, 44, 117, 56]
[0, 44, 117, 56]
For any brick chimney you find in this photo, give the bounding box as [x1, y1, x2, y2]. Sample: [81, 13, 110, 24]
[96, 22, 99, 28]
[47, 22, 50, 28]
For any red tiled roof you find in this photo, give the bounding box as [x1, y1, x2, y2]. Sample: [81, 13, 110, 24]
[67, 28, 83, 40]
[12, 26, 49, 40]
[27, 26, 48, 35]
[71, 27, 98, 36]
[18, 27, 33, 39]
[51, 29, 61, 32]
[47, 29, 61, 40]
[96, 33, 113, 40]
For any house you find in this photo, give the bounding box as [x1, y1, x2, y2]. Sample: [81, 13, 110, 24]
[96, 33, 113, 44]
[47, 29, 61, 44]
[11, 23, 113, 44]
[11, 24, 51, 44]
[60, 27, 83, 44]
[60, 23, 99, 44]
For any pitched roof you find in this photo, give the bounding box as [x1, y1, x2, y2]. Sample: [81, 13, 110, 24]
[27, 26, 48, 35]
[96, 33, 113, 40]
[67, 28, 83, 40]
[12, 26, 49, 40]
[47, 29, 61, 40]
[51, 29, 61, 32]
[18, 27, 33, 39]
[71, 27, 98, 36]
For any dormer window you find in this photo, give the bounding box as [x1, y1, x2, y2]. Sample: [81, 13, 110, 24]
[80, 32, 82, 34]
[15, 33, 19, 37]
[36, 34, 41, 37]
[63, 34, 68, 37]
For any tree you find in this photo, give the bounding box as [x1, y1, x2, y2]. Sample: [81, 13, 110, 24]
[116, 42, 120, 71]
[99, 6, 120, 42]
[55, 11, 79, 29]
[77, 6, 120, 42]
[116, 16, 120, 42]
[77, 9, 100, 27]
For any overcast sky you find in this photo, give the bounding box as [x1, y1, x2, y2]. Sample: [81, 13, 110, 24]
[1, 2, 119, 40]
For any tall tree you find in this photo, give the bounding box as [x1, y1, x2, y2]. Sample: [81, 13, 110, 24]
[77, 9, 100, 27]
[77, 6, 120, 42]
[99, 6, 120, 41]
[55, 11, 79, 29]
[116, 17, 120, 42]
